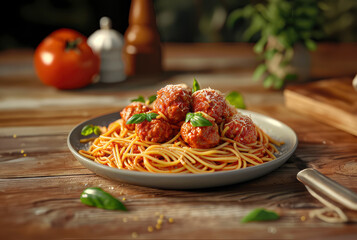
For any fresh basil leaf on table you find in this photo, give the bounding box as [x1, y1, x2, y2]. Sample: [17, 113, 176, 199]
[241, 208, 279, 223]
[80, 187, 127, 211]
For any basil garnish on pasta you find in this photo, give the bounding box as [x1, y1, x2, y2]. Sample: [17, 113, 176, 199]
[78, 82, 284, 174]
[192, 77, 200, 93]
[126, 112, 159, 125]
[241, 208, 279, 223]
[131, 95, 157, 104]
[81, 124, 102, 136]
[148, 95, 157, 104]
[185, 112, 212, 127]
[146, 112, 159, 121]
[80, 187, 127, 211]
[130, 95, 145, 103]
[226, 91, 246, 109]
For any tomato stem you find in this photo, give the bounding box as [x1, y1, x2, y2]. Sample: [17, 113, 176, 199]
[65, 38, 82, 51]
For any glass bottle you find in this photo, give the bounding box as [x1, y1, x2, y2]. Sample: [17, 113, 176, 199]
[123, 0, 162, 76]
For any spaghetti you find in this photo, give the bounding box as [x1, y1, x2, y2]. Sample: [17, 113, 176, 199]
[79, 113, 283, 174]
[79, 83, 284, 173]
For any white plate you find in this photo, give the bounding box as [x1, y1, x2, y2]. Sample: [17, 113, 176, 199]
[67, 110, 298, 189]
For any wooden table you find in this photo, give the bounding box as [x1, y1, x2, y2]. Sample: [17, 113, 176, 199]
[1, 43, 357, 239]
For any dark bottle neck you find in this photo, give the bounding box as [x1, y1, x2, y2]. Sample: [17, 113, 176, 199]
[129, 0, 157, 27]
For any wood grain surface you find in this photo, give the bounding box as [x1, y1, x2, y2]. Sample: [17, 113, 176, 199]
[1, 43, 357, 240]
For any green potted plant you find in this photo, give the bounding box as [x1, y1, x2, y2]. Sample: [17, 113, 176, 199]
[228, 0, 322, 89]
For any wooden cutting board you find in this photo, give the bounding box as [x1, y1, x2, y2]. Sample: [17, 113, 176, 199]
[284, 77, 357, 136]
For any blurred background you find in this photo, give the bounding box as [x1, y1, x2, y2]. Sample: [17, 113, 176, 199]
[2, 0, 357, 51]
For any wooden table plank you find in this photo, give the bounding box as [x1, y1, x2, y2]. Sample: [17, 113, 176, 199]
[1, 164, 355, 239]
[0, 163, 330, 239]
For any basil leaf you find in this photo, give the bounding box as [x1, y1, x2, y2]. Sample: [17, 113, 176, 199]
[254, 35, 267, 54]
[81, 125, 102, 136]
[285, 73, 297, 81]
[305, 39, 317, 51]
[93, 126, 102, 135]
[146, 112, 158, 122]
[192, 77, 200, 93]
[130, 96, 145, 103]
[190, 116, 212, 127]
[80, 187, 127, 211]
[81, 125, 94, 136]
[241, 208, 279, 223]
[131, 95, 157, 104]
[263, 75, 274, 88]
[185, 112, 212, 127]
[273, 77, 284, 90]
[190, 114, 212, 127]
[185, 112, 194, 122]
[148, 95, 157, 104]
[263, 49, 277, 60]
[126, 113, 147, 124]
[226, 91, 246, 109]
[253, 64, 267, 81]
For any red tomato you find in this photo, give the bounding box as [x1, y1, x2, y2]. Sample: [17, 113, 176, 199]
[34, 28, 100, 89]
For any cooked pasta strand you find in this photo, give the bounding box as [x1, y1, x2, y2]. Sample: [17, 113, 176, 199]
[79, 119, 283, 173]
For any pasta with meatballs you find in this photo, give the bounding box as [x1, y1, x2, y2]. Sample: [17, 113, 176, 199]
[79, 83, 283, 173]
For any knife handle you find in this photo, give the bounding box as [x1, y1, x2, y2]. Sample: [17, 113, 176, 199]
[297, 168, 357, 211]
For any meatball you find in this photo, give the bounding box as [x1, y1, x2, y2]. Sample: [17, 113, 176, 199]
[135, 118, 176, 143]
[181, 120, 220, 149]
[192, 88, 231, 124]
[120, 102, 151, 130]
[227, 103, 239, 116]
[153, 84, 191, 123]
[224, 113, 257, 144]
